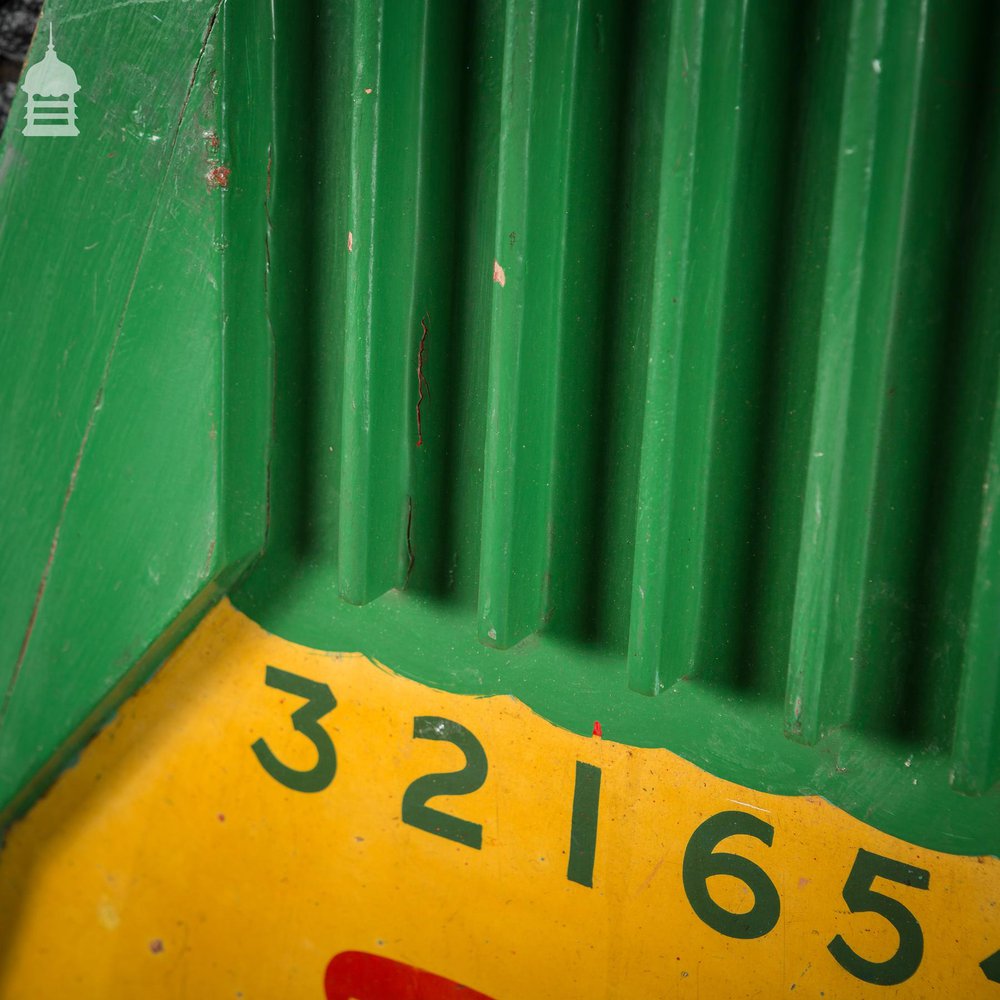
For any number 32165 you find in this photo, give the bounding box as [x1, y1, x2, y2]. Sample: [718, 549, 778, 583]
[251, 665, 930, 988]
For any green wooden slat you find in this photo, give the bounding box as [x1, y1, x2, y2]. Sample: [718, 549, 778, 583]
[479, 0, 620, 648]
[338, 0, 405, 605]
[785, 0, 930, 744]
[477, 0, 547, 647]
[953, 385, 1000, 794]
[627, 0, 798, 694]
[950, 31, 1000, 792]
[338, 0, 472, 606]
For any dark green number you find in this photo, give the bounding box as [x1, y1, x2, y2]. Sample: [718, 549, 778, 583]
[402, 716, 487, 849]
[682, 810, 780, 939]
[251, 666, 337, 793]
[567, 762, 602, 887]
[982, 947, 1000, 983]
[828, 848, 930, 986]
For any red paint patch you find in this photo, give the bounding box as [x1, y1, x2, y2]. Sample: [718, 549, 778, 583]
[325, 951, 493, 1000]
[364, 87, 373, 95]
[492, 260, 506, 287]
[207, 165, 231, 189]
[592, 721, 602, 738]
[205, 130, 220, 150]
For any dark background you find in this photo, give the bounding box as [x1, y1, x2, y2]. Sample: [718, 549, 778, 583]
[0, 0, 43, 135]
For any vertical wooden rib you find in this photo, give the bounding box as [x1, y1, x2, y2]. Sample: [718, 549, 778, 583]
[626, 0, 704, 694]
[477, 0, 540, 646]
[784, 0, 930, 743]
[338, 0, 392, 603]
[338, 0, 449, 605]
[952, 390, 1000, 793]
[627, 0, 795, 693]
[950, 40, 1000, 791]
[477, 0, 588, 648]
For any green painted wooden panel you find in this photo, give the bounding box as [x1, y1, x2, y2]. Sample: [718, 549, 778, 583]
[236, 0, 1000, 854]
[2, 0, 999, 859]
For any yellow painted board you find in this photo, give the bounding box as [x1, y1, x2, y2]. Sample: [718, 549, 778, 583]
[0, 600, 997, 998]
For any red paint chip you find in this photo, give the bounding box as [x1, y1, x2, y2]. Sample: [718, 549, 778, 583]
[207, 165, 231, 189]
[593, 721, 602, 738]
[492, 260, 506, 287]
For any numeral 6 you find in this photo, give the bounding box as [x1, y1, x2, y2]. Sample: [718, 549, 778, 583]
[682, 810, 780, 939]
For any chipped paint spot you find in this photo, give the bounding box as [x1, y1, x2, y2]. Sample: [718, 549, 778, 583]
[97, 897, 119, 930]
[201, 540, 216, 578]
[149, 938, 164, 954]
[727, 799, 771, 814]
[364, 87, 373, 95]
[207, 165, 231, 189]
[492, 260, 506, 287]
[348, 231, 354, 253]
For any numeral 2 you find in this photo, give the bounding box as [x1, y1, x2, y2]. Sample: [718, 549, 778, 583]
[402, 717, 487, 849]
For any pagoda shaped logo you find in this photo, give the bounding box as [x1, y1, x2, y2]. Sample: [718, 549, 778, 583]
[21, 24, 80, 137]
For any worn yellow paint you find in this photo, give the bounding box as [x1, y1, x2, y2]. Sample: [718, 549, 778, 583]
[0, 599, 997, 998]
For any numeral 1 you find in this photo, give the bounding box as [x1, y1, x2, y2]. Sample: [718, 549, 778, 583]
[567, 761, 602, 887]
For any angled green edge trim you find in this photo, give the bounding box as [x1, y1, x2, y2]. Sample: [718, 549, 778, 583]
[0, 0, 272, 828]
